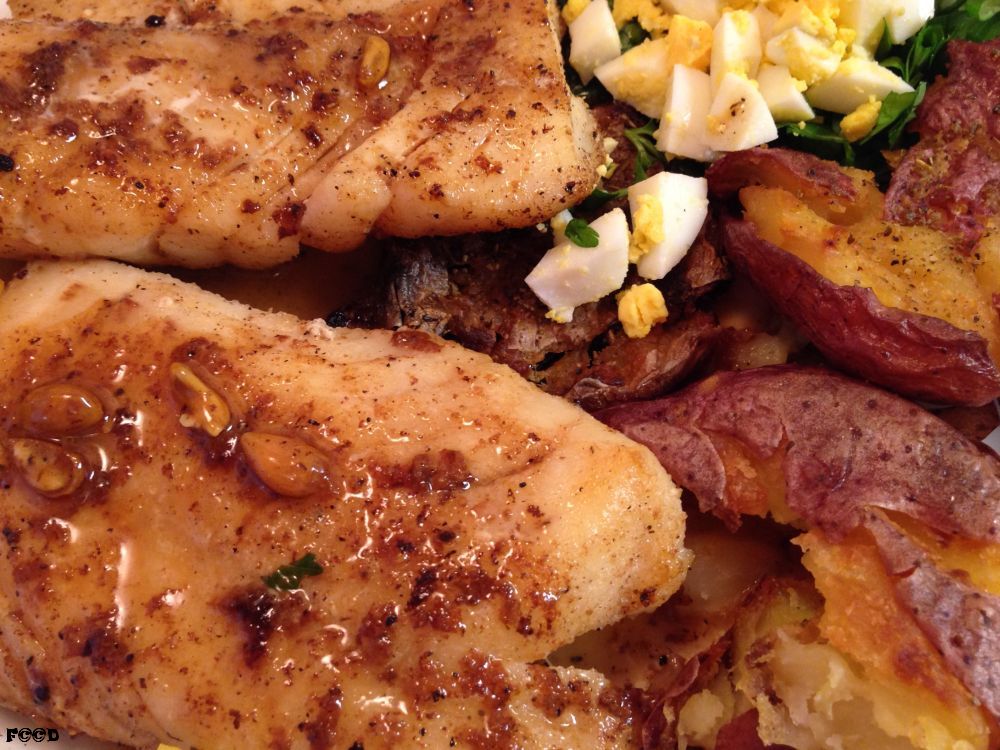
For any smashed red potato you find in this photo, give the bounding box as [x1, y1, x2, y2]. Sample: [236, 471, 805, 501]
[598, 365, 1000, 743]
[707, 148, 1000, 405]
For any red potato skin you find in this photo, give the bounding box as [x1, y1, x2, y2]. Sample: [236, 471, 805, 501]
[721, 217, 1000, 406]
[597, 365, 1000, 721]
[597, 366, 1000, 542]
[707, 147, 862, 223]
[865, 512, 1000, 718]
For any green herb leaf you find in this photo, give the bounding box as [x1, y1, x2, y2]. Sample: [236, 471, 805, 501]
[623, 120, 666, 181]
[779, 121, 855, 165]
[565, 218, 600, 247]
[972, 0, 1000, 19]
[262, 553, 324, 591]
[619, 20, 650, 52]
[875, 20, 896, 59]
[579, 186, 628, 212]
[859, 83, 927, 147]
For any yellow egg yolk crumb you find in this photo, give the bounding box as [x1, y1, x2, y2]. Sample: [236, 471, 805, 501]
[561, 0, 589, 25]
[629, 193, 665, 263]
[612, 0, 671, 35]
[617, 283, 668, 338]
[840, 96, 882, 141]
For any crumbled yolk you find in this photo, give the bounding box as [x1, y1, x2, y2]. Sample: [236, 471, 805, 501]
[629, 194, 665, 263]
[840, 96, 882, 141]
[617, 283, 668, 338]
[668, 15, 713, 71]
[612, 0, 671, 35]
[561, 0, 589, 25]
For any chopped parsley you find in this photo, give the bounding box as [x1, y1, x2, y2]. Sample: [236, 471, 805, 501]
[565, 218, 601, 247]
[262, 553, 324, 591]
[623, 120, 666, 181]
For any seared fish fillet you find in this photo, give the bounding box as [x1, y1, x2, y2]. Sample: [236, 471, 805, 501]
[0, 0, 601, 267]
[0, 261, 688, 748]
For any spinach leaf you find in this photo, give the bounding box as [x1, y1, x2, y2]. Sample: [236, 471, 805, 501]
[860, 83, 927, 147]
[780, 121, 855, 165]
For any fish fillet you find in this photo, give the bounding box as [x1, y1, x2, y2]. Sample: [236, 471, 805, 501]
[0, 0, 601, 267]
[0, 261, 688, 748]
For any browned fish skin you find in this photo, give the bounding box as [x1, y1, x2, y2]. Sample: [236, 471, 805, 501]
[0, 0, 602, 267]
[0, 261, 688, 748]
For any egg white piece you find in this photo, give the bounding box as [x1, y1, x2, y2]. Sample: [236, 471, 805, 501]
[656, 64, 716, 162]
[764, 27, 842, 85]
[525, 208, 630, 321]
[710, 10, 762, 92]
[753, 4, 779, 43]
[886, 0, 935, 44]
[661, 0, 722, 26]
[596, 39, 674, 119]
[806, 56, 913, 114]
[628, 173, 709, 281]
[705, 72, 778, 152]
[839, 0, 896, 53]
[758, 64, 815, 122]
[569, 0, 621, 84]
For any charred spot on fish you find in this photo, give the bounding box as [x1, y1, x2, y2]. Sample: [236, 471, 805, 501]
[299, 686, 343, 750]
[407, 568, 438, 609]
[390, 329, 442, 353]
[273, 202, 305, 239]
[223, 588, 278, 667]
[302, 125, 323, 148]
[144, 15, 166, 27]
[257, 33, 309, 61]
[126, 57, 162, 75]
[75, 617, 133, 675]
[20, 42, 71, 115]
[241, 200, 261, 214]
[0, 154, 14, 172]
[356, 603, 398, 662]
[310, 90, 340, 113]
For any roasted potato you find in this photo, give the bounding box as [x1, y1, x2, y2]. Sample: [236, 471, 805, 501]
[707, 148, 1000, 406]
[598, 366, 1000, 747]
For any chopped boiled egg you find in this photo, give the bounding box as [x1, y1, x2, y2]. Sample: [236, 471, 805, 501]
[617, 283, 669, 338]
[595, 17, 712, 118]
[662, 0, 724, 27]
[611, 0, 671, 35]
[757, 63, 814, 122]
[710, 10, 762, 92]
[705, 71, 779, 152]
[771, 0, 838, 42]
[525, 208, 630, 322]
[627, 172, 709, 280]
[562, 0, 590, 25]
[839, 0, 893, 53]
[630, 193, 665, 263]
[656, 64, 716, 162]
[569, 0, 621, 84]
[764, 27, 843, 85]
[550, 209, 574, 245]
[885, 0, 935, 45]
[806, 55, 913, 114]
[839, 96, 883, 141]
[753, 4, 779, 42]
